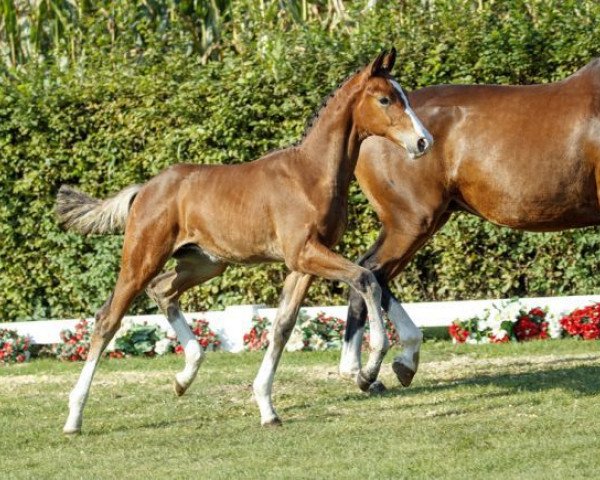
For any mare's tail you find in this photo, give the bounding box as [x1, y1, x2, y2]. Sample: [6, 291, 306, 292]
[55, 184, 142, 235]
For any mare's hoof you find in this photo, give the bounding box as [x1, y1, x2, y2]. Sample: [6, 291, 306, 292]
[262, 417, 283, 427]
[392, 360, 416, 387]
[174, 379, 187, 397]
[356, 371, 374, 392]
[368, 380, 387, 395]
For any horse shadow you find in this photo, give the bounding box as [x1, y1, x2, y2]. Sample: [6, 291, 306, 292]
[375, 361, 600, 399]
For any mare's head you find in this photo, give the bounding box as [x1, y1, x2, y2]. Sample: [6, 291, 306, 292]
[353, 49, 433, 158]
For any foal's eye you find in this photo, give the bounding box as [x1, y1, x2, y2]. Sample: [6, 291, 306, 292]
[378, 97, 391, 106]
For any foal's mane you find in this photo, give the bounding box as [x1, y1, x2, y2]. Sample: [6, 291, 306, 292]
[294, 67, 363, 146]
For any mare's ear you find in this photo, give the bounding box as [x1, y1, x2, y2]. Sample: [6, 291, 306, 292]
[370, 50, 387, 76]
[382, 47, 396, 72]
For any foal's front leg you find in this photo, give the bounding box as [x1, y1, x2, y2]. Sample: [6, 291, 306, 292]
[295, 240, 389, 392]
[253, 272, 313, 426]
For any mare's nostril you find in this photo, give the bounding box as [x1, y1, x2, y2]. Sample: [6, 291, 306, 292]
[417, 137, 429, 153]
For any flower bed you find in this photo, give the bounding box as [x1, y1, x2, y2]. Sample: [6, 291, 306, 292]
[243, 311, 401, 352]
[560, 303, 600, 340]
[243, 316, 271, 351]
[243, 312, 346, 352]
[52, 318, 221, 361]
[288, 311, 345, 352]
[174, 319, 221, 354]
[0, 328, 31, 364]
[449, 300, 554, 344]
[6, 298, 600, 366]
[53, 319, 91, 361]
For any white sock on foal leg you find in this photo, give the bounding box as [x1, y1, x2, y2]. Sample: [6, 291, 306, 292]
[167, 307, 203, 396]
[63, 356, 100, 434]
[253, 350, 280, 426]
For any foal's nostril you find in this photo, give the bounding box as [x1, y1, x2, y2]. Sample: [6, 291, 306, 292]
[417, 137, 429, 153]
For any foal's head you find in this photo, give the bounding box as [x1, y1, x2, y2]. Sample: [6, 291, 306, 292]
[354, 49, 433, 158]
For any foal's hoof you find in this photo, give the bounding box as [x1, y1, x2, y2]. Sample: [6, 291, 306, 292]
[63, 426, 81, 436]
[173, 379, 187, 397]
[356, 371, 374, 393]
[392, 360, 416, 387]
[368, 380, 387, 395]
[262, 417, 283, 427]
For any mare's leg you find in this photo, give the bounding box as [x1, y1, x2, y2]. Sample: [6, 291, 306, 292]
[63, 228, 174, 435]
[253, 271, 313, 426]
[293, 239, 389, 392]
[342, 213, 451, 385]
[146, 247, 225, 396]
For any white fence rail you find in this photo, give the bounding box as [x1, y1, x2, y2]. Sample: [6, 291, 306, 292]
[2, 295, 599, 352]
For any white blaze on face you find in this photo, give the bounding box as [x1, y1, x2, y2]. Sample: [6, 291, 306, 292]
[390, 80, 433, 148]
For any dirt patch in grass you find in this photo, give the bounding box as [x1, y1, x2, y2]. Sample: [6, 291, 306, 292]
[1, 352, 598, 392]
[0, 370, 171, 391]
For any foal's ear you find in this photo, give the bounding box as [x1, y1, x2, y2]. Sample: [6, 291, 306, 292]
[383, 47, 396, 72]
[370, 50, 388, 76]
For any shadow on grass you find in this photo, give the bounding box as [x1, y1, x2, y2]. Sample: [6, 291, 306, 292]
[79, 361, 600, 434]
[372, 363, 600, 399]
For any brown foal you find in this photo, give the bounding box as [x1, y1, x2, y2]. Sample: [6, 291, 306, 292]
[57, 49, 433, 433]
[340, 58, 600, 386]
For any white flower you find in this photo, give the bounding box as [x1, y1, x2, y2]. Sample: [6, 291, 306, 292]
[484, 299, 524, 331]
[310, 335, 327, 351]
[300, 320, 312, 330]
[154, 338, 173, 356]
[285, 328, 305, 352]
[546, 314, 562, 339]
[491, 329, 509, 341]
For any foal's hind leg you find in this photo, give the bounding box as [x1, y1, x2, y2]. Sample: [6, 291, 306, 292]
[146, 249, 225, 396]
[63, 231, 173, 434]
[253, 271, 313, 426]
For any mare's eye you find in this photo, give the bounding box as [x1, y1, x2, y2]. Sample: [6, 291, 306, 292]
[378, 96, 391, 106]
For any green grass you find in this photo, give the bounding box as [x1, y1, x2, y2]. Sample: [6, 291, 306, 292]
[1, 340, 599, 479]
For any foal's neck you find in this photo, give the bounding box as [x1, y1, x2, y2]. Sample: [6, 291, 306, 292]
[299, 75, 364, 195]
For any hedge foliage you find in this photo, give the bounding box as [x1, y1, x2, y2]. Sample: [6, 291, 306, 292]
[2, 0, 600, 321]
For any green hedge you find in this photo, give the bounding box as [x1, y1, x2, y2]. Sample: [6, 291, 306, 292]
[2, 0, 600, 321]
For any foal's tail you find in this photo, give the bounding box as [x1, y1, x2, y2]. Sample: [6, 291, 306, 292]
[55, 184, 142, 235]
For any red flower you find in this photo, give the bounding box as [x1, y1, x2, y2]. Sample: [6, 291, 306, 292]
[560, 303, 600, 340]
[529, 307, 545, 318]
[448, 323, 470, 343]
[513, 316, 547, 341]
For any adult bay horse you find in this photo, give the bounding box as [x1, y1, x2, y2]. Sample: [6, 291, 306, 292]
[339, 58, 600, 387]
[56, 49, 433, 434]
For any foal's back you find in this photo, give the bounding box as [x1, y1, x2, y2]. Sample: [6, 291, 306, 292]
[128, 146, 335, 264]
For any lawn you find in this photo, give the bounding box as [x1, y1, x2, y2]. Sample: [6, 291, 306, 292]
[1, 340, 599, 479]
